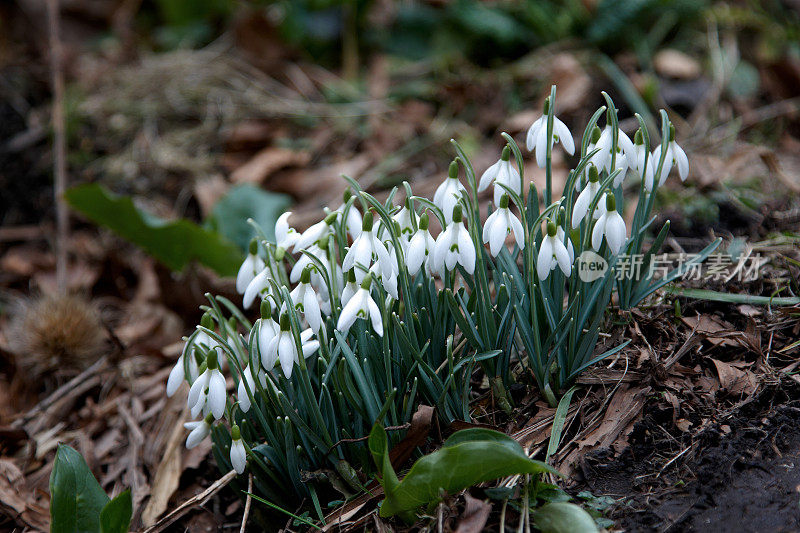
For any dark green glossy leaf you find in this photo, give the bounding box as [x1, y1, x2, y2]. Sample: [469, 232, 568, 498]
[65, 184, 241, 276]
[206, 184, 291, 251]
[533, 502, 599, 533]
[50, 444, 110, 533]
[99, 490, 132, 533]
[369, 426, 559, 517]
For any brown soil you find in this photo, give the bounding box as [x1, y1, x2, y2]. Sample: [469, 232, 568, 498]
[574, 380, 800, 532]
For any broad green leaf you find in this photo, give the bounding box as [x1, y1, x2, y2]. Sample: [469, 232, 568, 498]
[369, 426, 560, 517]
[65, 183, 241, 276]
[50, 444, 110, 533]
[99, 490, 132, 533]
[533, 502, 599, 533]
[206, 184, 291, 251]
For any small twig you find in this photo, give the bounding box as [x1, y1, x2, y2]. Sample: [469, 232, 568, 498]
[239, 474, 253, 533]
[326, 423, 410, 452]
[12, 356, 109, 428]
[656, 444, 694, 479]
[141, 470, 237, 533]
[46, 0, 69, 294]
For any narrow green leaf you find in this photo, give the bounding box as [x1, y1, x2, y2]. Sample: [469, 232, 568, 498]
[546, 387, 576, 463]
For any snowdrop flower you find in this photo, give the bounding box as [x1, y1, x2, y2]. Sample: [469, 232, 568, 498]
[591, 194, 627, 254]
[537, 221, 573, 279]
[275, 211, 300, 255]
[341, 270, 359, 308]
[336, 189, 363, 238]
[343, 212, 393, 282]
[166, 350, 199, 397]
[526, 97, 575, 168]
[295, 212, 337, 251]
[650, 124, 688, 190]
[595, 123, 635, 173]
[632, 129, 656, 190]
[187, 351, 227, 420]
[243, 267, 271, 309]
[288, 267, 323, 332]
[434, 205, 476, 275]
[434, 162, 467, 224]
[184, 413, 213, 449]
[237, 365, 256, 412]
[230, 425, 247, 474]
[254, 301, 279, 368]
[482, 194, 524, 257]
[236, 239, 266, 294]
[290, 239, 335, 284]
[337, 274, 383, 336]
[406, 213, 436, 275]
[479, 146, 521, 205]
[572, 166, 607, 229]
[369, 260, 399, 299]
[392, 204, 414, 241]
[265, 314, 320, 379]
[557, 226, 574, 264]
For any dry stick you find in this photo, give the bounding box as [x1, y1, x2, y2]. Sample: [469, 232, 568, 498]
[46, 0, 69, 294]
[141, 470, 237, 533]
[12, 356, 109, 428]
[239, 474, 253, 533]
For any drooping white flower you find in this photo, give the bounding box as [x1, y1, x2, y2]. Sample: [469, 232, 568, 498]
[342, 212, 393, 282]
[557, 226, 574, 264]
[482, 194, 524, 257]
[433, 162, 467, 224]
[434, 205, 476, 275]
[288, 266, 323, 332]
[337, 274, 383, 336]
[650, 123, 688, 190]
[595, 124, 635, 172]
[236, 240, 266, 294]
[632, 129, 656, 190]
[275, 211, 300, 252]
[294, 213, 338, 251]
[591, 194, 627, 254]
[405, 213, 436, 275]
[230, 425, 247, 474]
[392, 205, 414, 241]
[571, 165, 607, 229]
[243, 267, 271, 309]
[336, 189, 362, 238]
[265, 315, 320, 379]
[187, 351, 227, 420]
[166, 351, 199, 397]
[526, 98, 575, 168]
[341, 270, 359, 308]
[184, 414, 213, 449]
[537, 221, 573, 279]
[478, 146, 522, 205]
[237, 365, 256, 412]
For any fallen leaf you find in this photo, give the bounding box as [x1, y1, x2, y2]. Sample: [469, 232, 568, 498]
[455, 494, 492, 533]
[230, 146, 310, 185]
[711, 359, 758, 396]
[654, 49, 702, 79]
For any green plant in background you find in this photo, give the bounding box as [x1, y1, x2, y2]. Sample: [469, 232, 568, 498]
[160, 85, 717, 528]
[50, 444, 132, 533]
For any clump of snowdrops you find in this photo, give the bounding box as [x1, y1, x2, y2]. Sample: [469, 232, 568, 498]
[165, 87, 719, 508]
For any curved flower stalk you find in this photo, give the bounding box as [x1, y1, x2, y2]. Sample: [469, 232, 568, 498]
[434, 205, 476, 275]
[591, 194, 627, 254]
[337, 274, 383, 336]
[526, 97, 575, 168]
[482, 194, 524, 257]
[479, 146, 521, 205]
[434, 162, 467, 224]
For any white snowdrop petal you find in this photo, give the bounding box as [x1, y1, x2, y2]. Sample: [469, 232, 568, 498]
[231, 440, 247, 474]
[167, 356, 185, 397]
[537, 239, 554, 280]
[591, 215, 606, 250]
[554, 240, 572, 276]
[555, 118, 575, 155]
[478, 161, 500, 192]
[279, 334, 295, 379]
[606, 212, 627, 254]
[674, 143, 689, 180]
[208, 371, 227, 420]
